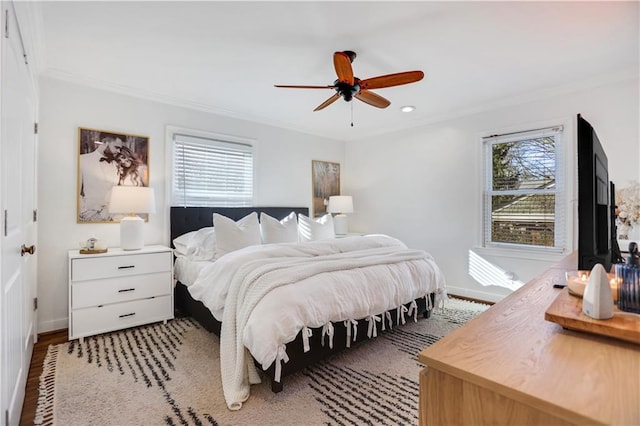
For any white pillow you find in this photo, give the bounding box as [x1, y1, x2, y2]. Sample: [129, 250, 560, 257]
[173, 230, 197, 256]
[260, 212, 298, 244]
[173, 227, 216, 260]
[213, 212, 261, 259]
[190, 227, 217, 260]
[298, 213, 335, 242]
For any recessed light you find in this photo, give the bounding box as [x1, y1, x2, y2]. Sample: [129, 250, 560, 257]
[400, 105, 415, 113]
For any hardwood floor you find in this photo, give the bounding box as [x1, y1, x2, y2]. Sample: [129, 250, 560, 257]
[20, 329, 67, 426]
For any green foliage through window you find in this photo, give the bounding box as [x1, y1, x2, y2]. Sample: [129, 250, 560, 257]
[484, 128, 563, 249]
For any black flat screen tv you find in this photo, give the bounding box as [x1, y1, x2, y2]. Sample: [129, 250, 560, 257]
[577, 113, 619, 271]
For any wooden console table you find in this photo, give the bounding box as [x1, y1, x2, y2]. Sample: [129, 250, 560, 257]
[418, 252, 639, 425]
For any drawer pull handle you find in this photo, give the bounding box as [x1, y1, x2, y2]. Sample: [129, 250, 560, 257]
[118, 288, 135, 293]
[118, 265, 135, 270]
[119, 313, 136, 318]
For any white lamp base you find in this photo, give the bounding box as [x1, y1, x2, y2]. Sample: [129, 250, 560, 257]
[333, 214, 349, 236]
[120, 215, 144, 250]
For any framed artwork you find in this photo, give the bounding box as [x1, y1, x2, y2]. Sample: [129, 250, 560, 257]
[77, 127, 150, 223]
[311, 160, 340, 217]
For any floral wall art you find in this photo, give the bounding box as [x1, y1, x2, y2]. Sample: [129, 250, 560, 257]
[616, 181, 640, 244]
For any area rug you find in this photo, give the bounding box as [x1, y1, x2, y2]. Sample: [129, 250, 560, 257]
[34, 298, 489, 426]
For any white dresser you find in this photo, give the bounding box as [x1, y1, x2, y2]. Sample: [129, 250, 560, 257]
[68, 245, 174, 341]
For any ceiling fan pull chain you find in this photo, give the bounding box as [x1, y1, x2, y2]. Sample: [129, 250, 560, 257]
[351, 102, 354, 127]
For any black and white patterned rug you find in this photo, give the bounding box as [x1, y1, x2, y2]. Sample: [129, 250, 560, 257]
[35, 298, 489, 426]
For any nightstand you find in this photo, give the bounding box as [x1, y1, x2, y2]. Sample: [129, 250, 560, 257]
[68, 245, 174, 341]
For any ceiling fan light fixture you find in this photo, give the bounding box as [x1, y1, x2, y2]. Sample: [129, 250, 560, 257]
[274, 51, 424, 112]
[400, 105, 416, 113]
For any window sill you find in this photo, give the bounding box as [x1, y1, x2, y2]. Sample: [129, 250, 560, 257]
[474, 245, 568, 263]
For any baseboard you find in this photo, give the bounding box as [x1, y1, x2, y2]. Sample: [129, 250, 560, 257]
[448, 294, 495, 306]
[446, 286, 507, 304]
[37, 327, 69, 339]
[38, 317, 68, 335]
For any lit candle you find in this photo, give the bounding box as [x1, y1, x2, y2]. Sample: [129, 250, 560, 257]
[567, 271, 589, 285]
[566, 271, 589, 296]
[609, 276, 620, 303]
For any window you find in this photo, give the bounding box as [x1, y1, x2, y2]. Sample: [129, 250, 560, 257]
[171, 132, 254, 207]
[483, 126, 565, 250]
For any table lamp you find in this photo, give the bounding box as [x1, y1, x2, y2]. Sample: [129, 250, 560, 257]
[327, 195, 353, 236]
[108, 186, 156, 250]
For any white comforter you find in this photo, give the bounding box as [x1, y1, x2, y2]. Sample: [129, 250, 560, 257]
[187, 235, 446, 410]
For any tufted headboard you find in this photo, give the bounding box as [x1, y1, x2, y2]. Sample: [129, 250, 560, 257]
[170, 206, 309, 244]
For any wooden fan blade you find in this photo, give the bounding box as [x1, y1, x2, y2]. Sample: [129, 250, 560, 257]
[314, 93, 341, 111]
[274, 84, 335, 89]
[360, 71, 424, 90]
[333, 52, 354, 86]
[355, 90, 391, 109]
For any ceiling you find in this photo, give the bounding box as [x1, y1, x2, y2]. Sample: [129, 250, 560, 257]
[36, 1, 639, 141]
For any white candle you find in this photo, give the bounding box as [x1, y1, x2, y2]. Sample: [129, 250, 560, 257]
[609, 276, 620, 303]
[566, 271, 589, 296]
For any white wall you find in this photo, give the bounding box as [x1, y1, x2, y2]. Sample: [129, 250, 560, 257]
[37, 76, 345, 332]
[37, 75, 639, 330]
[345, 77, 639, 302]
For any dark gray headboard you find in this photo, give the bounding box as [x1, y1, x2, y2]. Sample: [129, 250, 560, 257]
[170, 206, 309, 243]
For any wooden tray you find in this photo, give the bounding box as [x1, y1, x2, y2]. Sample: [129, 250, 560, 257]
[79, 248, 108, 254]
[545, 287, 640, 344]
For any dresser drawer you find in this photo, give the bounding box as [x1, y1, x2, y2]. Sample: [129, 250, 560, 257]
[71, 272, 172, 308]
[71, 251, 172, 281]
[71, 295, 173, 339]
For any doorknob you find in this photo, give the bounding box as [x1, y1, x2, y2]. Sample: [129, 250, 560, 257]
[21, 244, 35, 256]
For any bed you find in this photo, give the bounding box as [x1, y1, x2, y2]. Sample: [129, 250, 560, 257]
[170, 206, 446, 410]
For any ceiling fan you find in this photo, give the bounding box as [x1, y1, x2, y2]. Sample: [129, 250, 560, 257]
[274, 51, 424, 112]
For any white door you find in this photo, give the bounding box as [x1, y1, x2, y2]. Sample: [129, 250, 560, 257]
[1, 2, 38, 425]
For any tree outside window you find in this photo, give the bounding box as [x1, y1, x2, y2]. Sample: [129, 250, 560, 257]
[484, 127, 564, 249]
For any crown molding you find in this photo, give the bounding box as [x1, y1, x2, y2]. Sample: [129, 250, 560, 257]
[41, 65, 637, 144]
[348, 67, 640, 142]
[41, 68, 338, 141]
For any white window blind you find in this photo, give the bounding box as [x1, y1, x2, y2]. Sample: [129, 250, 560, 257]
[483, 126, 565, 251]
[172, 133, 254, 207]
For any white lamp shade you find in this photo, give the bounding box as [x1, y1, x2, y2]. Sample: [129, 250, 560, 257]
[108, 186, 156, 214]
[327, 196, 353, 214]
[327, 195, 353, 236]
[108, 186, 155, 250]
